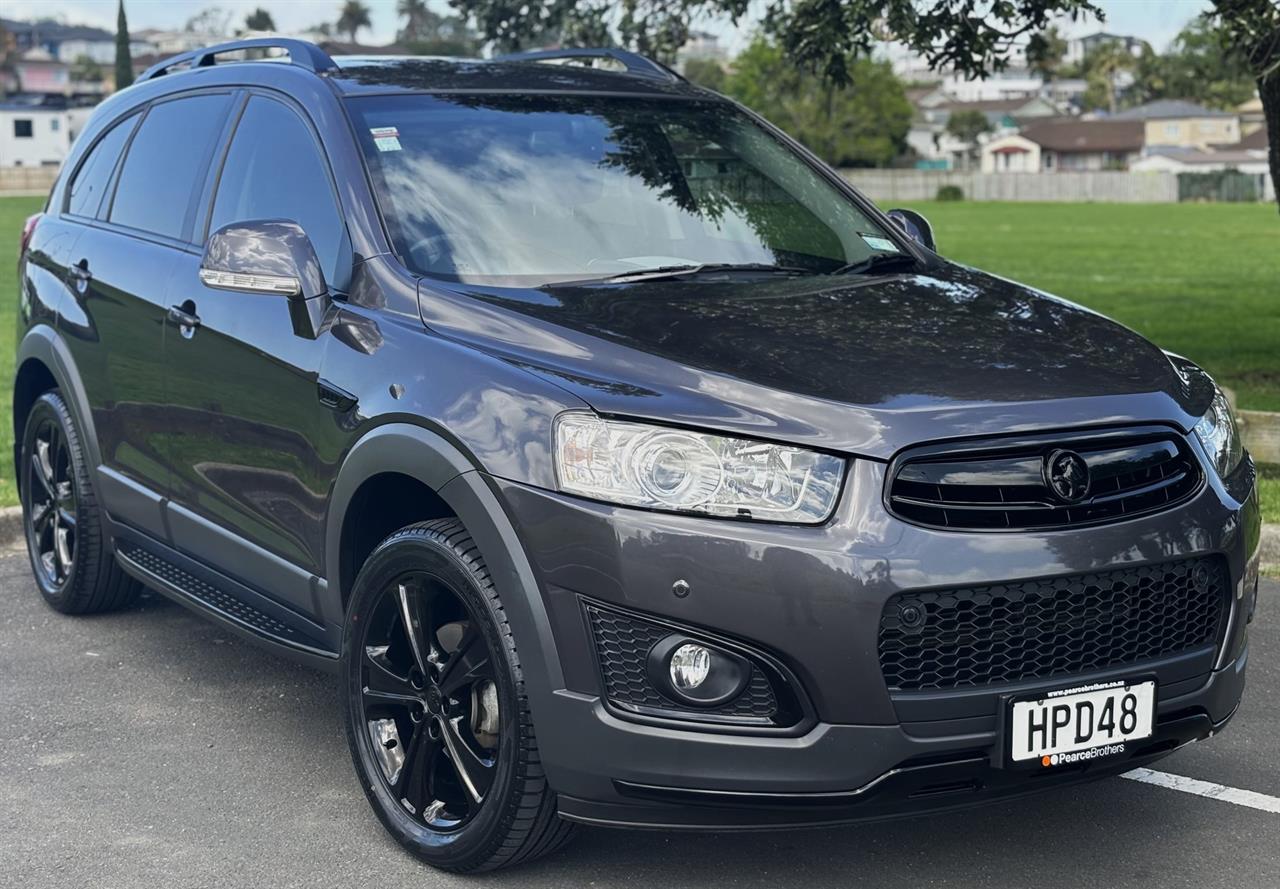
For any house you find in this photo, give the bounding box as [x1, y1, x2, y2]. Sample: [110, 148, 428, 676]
[938, 67, 1043, 102]
[0, 18, 151, 65]
[1130, 147, 1270, 176]
[1065, 32, 1146, 66]
[1237, 96, 1265, 136]
[0, 102, 90, 167]
[1111, 100, 1240, 149]
[910, 97, 1064, 169]
[10, 51, 70, 94]
[980, 119, 1145, 172]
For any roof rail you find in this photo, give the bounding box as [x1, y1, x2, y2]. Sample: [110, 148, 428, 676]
[140, 38, 337, 81]
[493, 48, 681, 83]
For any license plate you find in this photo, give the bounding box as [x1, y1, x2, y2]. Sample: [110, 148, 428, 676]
[1009, 679, 1156, 767]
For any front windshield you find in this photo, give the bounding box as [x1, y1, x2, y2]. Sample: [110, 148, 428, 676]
[347, 93, 903, 285]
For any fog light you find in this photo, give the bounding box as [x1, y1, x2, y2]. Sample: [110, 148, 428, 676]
[646, 634, 751, 707]
[669, 643, 712, 690]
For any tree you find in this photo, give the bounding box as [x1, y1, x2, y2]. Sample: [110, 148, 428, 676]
[184, 6, 233, 36]
[1083, 40, 1137, 113]
[244, 8, 276, 31]
[115, 0, 133, 91]
[1027, 26, 1068, 81]
[398, 0, 431, 40]
[1132, 18, 1255, 110]
[338, 0, 373, 43]
[397, 0, 479, 54]
[683, 58, 728, 92]
[70, 54, 104, 83]
[721, 37, 912, 167]
[945, 109, 993, 168]
[1206, 0, 1279, 214]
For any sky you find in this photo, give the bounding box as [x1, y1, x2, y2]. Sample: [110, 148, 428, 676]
[2, 0, 1215, 54]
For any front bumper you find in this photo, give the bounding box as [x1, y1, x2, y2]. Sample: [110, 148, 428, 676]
[491, 450, 1260, 830]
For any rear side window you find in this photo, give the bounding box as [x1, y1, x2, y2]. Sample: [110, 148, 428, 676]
[67, 113, 139, 218]
[209, 96, 345, 286]
[110, 93, 232, 240]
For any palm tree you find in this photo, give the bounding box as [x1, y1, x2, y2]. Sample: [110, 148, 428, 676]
[1087, 41, 1139, 114]
[397, 0, 430, 41]
[337, 0, 372, 44]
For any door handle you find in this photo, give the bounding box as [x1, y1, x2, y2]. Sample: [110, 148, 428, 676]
[68, 260, 91, 289]
[167, 302, 201, 336]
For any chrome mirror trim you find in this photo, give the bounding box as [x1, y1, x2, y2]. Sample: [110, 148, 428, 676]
[199, 267, 302, 296]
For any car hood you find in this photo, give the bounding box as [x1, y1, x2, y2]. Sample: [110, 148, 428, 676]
[417, 262, 1212, 459]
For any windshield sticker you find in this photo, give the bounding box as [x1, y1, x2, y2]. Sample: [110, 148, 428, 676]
[371, 126, 402, 152]
[860, 234, 899, 252]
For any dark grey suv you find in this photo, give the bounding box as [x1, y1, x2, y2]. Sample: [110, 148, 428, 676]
[13, 40, 1261, 872]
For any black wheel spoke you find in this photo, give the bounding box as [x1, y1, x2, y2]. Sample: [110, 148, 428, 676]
[363, 645, 417, 700]
[30, 501, 52, 531]
[399, 728, 436, 814]
[439, 715, 495, 804]
[30, 452, 55, 501]
[396, 581, 435, 676]
[437, 624, 491, 698]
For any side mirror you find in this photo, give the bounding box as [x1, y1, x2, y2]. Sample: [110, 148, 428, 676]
[887, 208, 936, 253]
[200, 219, 329, 338]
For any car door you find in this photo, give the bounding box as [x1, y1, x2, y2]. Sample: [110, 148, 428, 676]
[59, 92, 235, 539]
[161, 92, 352, 618]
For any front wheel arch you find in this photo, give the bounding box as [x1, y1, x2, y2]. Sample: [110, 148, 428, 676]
[325, 423, 565, 701]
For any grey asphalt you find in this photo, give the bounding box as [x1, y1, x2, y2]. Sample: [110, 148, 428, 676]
[1, 549, 1277, 889]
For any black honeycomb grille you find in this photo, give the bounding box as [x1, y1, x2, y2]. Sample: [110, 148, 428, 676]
[585, 604, 778, 719]
[879, 557, 1227, 692]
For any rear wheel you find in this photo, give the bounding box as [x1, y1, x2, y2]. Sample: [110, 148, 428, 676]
[20, 390, 139, 614]
[342, 519, 574, 872]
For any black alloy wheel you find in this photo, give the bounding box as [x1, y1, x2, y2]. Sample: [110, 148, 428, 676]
[26, 413, 77, 589]
[343, 520, 573, 872]
[20, 390, 139, 614]
[358, 570, 500, 829]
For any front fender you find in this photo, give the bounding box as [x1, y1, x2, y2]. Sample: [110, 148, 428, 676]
[323, 421, 565, 694]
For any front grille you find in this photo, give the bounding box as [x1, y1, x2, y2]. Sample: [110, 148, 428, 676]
[879, 557, 1228, 691]
[887, 429, 1201, 532]
[585, 604, 779, 720]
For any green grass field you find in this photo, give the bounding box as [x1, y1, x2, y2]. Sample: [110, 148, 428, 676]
[0, 196, 1276, 520]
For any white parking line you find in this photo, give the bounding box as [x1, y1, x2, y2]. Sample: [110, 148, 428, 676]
[1122, 768, 1280, 814]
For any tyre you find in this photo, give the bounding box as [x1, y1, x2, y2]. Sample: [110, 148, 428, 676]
[342, 519, 575, 872]
[20, 390, 140, 614]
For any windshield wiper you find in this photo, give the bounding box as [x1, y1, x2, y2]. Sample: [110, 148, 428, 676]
[830, 252, 920, 277]
[575, 262, 815, 285]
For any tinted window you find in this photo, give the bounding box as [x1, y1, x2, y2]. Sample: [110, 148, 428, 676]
[210, 96, 345, 286]
[14, 119, 33, 138]
[347, 94, 898, 285]
[110, 94, 231, 239]
[67, 113, 138, 218]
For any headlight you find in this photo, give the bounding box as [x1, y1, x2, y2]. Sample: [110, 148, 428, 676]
[554, 413, 845, 523]
[1193, 387, 1244, 479]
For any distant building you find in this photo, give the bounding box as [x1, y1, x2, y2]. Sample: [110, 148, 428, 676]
[1236, 96, 1265, 136]
[1111, 100, 1240, 150]
[678, 31, 727, 64]
[908, 95, 1060, 169]
[939, 67, 1043, 102]
[980, 119, 1145, 172]
[0, 102, 92, 167]
[1065, 32, 1146, 66]
[1130, 146, 1270, 176]
[1, 17, 152, 65]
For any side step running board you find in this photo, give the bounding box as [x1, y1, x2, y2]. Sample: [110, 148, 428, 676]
[116, 539, 338, 669]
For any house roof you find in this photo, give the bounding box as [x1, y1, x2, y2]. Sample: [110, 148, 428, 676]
[0, 18, 113, 42]
[1111, 99, 1233, 120]
[1018, 118, 1145, 153]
